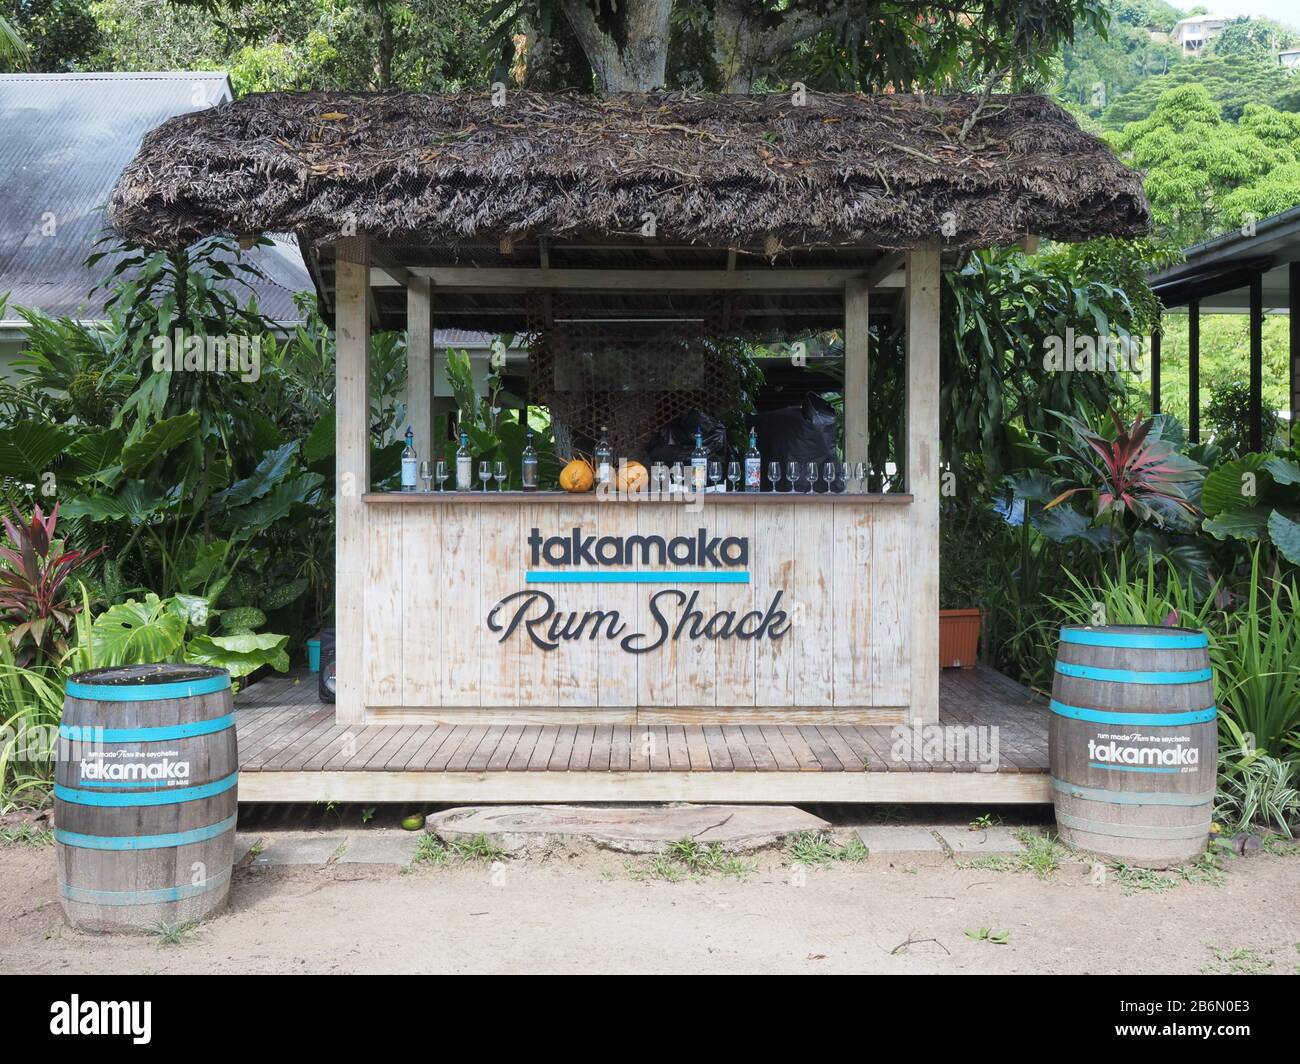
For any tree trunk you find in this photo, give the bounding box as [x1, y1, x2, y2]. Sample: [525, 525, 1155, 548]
[708, 1, 841, 93]
[559, 0, 673, 91]
[521, 13, 595, 91]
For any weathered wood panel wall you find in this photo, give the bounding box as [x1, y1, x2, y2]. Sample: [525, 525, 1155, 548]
[359, 498, 914, 722]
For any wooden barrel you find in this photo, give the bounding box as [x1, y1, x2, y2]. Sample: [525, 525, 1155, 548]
[55, 664, 237, 931]
[1050, 625, 1216, 868]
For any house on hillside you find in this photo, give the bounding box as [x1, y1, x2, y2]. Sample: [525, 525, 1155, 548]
[1172, 14, 1231, 56]
[1280, 48, 1300, 71]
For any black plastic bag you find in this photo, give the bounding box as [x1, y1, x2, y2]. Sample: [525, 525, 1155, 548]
[752, 395, 841, 491]
[644, 408, 729, 465]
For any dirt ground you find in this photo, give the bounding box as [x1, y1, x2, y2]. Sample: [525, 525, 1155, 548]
[3, 806, 1299, 975]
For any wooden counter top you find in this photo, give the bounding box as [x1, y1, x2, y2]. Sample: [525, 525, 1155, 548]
[363, 490, 913, 505]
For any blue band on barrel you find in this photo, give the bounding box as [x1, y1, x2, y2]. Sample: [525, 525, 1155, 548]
[1060, 628, 1208, 650]
[1049, 699, 1217, 727]
[65, 673, 230, 702]
[59, 868, 231, 906]
[55, 813, 237, 852]
[55, 771, 238, 807]
[1054, 661, 1213, 685]
[59, 712, 236, 744]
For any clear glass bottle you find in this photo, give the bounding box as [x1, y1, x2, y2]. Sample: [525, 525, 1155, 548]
[521, 429, 539, 491]
[690, 428, 708, 490]
[400, 426, 418, 492]
[743, 428, 761, 492]
[594, 425, 613, 487]
[455, 430, 473, 491]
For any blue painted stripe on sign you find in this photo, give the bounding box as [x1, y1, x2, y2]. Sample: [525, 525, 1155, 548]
[55, 814, 237, 852]
[1060, 628, 1208, 650]
[1051, 777, 1214, 807]
[55, 771, 237, 807]
[526, 570, 749, 584]
[66, 673, 230, 702]
[1055, 661, 1212, 685]
[60, 868, 231, 906]
[1049, 699, 1217, 727]
[1087, 762, 1180, 774]
[59, 712, 235, 744]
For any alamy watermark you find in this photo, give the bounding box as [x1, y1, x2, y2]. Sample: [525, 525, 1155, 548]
[151, 329, 261, 383]
[1042, 327, 1144, 374]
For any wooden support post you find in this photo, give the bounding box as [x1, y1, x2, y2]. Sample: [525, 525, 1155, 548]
[1188, 299, 1200, 443]
[905, 249, 941, 725]
[843, 277, 870, 466]
[1250, 272, 1264, 452]
[1150, 321, 1161, 414]
[406, 276, 434, 462]
[1290, 263, 1299, 433]
[335, 236, 370, 725]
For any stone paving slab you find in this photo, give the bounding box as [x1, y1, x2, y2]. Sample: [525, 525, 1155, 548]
[248, 834, 343, 867]
[936, 826, 1026, 854]
[855, 825, 944, 854]
[426, 804, 830, 855]
[336, 833, 422, 866]
[233, 833, 262, 866]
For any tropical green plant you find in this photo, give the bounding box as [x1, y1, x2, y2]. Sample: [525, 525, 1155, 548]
[0, 504, 102, 667]
[1203, 381, 1284, 458]
[1216, 727, 1299, 838]
[1201, 425, 1300, 567]
[0, 635, 63, 812]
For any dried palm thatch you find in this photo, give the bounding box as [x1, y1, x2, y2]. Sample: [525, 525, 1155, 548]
[109, 89, 1149, 253]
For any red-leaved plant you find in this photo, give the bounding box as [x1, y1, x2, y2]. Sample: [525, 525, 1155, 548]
[1045, 409, 1203, 528]
[0, 503, 103, 667]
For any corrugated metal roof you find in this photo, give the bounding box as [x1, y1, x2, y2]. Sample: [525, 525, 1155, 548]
[0, 72, 311, 323]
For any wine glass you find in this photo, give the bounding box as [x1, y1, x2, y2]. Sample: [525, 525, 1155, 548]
[708, 460, 722, 491]
[435, 459, 448, 491]
[823, 461, 837, 494]
[493, 460, 507, 491]
[806, 461, 819, 493]
[785, 460, 800, 493]
[838, 462, 851, 494]
[767, 460, 781, 492]
[726, 460, 740, 493]
[419, 460, 433, 493]
[671, 462, 684, 491]
[478, 460, 492, 492]
[855, 461, 868, 494]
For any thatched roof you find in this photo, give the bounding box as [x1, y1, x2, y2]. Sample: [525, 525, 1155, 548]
[109, 90, 1149, 253]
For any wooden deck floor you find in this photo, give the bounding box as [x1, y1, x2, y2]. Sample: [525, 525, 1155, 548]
[234, 667, 1050, 803]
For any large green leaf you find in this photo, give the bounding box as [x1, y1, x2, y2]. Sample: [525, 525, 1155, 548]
[226, 472, 324, 540]
[1267, 510, 1300, 565]
[210, 441, 299, 512]
[1201, 454, 1271, 517]
[1202, 511, 1270, 542]
[0, 423, 74, 481]
[60, 480, 169, 523]
[180, 538, 230, 592]
[304, 411, 335, 465]
[64, 428, 126, 480]
[185, 632, 289, 679]
[120, 411, 200, 477]
[91, 594, 187, 667]
[1263, 457, 1300, 487]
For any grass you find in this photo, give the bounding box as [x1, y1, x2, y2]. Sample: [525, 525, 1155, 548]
[0, 824, 53, 847]
[627, 839, 758, 882]
[968, 813, 1002, 830]
[151, 921, 198, 946]
[1107, 852, 1226, 894]
[412, 832, 505, 866]
[786, 831, 869, 867]
[955, 830, 1067, 879]
[1201, 945, 1274, 975]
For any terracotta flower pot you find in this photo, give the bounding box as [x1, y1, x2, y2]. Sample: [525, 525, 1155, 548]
[939, 608, 981, 668]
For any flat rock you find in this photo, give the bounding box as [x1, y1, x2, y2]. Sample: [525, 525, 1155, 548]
[232, 833, 262, 866]
[855, 825, 944, 854]
[336, 833, 422, 866]
[426, 804, 830, 855]
[936, 826, 1025, 855]
[249, 835, 343, 867]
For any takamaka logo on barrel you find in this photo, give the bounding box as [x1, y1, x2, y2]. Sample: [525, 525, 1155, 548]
[489, 525, 788, 653]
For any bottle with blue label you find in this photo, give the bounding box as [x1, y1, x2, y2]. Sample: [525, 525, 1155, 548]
[743, 428, 761, 492]
[400, 426, 418, 492]
[455, 430, 473, 491]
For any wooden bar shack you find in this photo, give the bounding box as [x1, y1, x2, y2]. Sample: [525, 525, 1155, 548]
[109, 90, 1149, 799]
